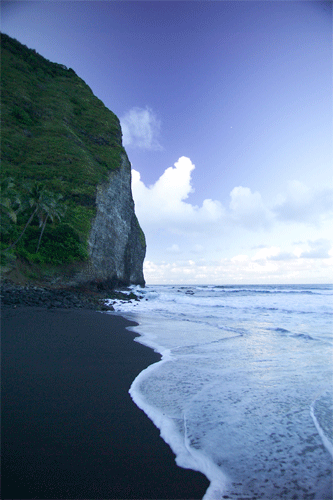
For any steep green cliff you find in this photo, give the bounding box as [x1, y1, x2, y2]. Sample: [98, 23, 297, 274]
[1, 34, 146, 287]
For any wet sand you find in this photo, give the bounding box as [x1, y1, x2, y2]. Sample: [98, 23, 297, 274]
[2, 306, 209, 499]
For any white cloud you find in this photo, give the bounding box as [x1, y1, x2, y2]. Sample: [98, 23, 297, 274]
[300, 239, 332, 259]
[120, 106, 163, 150]
[273, 181, 333, 224]
[132, 157, 333, 237]
[269, 252, 296, 261]
[253, 246, 281, 261]
[250, 246, 297, 262]
[229, 186, 272, 230]
[143, 250, 333, 285]
[132, 157, 224, 230]
[131, 157, 333, 284]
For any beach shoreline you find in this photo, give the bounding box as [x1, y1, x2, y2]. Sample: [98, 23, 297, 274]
[2, 305, 210, 499]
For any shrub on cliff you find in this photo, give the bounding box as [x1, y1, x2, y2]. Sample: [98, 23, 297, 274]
[16, 224, 88, 265]
[1, 33, 124, 266]
[0, 177, 87, 265]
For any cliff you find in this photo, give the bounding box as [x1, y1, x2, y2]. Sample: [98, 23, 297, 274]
[0, 33, 146, 288]
[87, 154, 146, 286]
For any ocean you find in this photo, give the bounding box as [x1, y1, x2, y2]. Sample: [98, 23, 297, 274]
[107, 284, 333, 500]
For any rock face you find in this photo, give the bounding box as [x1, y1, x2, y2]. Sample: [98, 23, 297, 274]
[1, 34, 146, 288]
[87, 153, 146, 287]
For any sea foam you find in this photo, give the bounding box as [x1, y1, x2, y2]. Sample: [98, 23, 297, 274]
[108, 284, 333, 499]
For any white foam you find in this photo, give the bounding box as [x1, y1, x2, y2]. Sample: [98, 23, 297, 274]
[310, 391, 333, 458]
[110, 284, 333, 499]
[129, 354, 229, 499]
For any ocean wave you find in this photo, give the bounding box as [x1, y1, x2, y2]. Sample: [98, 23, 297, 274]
[112, 283, 333, 499]
[271, 327, 291, 334]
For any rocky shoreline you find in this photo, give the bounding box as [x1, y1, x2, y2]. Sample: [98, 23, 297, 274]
[0, 280, 142, 311]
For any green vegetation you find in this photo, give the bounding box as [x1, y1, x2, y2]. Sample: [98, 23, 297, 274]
[1, 33, 126, 270]
[1, 177, 87, 265]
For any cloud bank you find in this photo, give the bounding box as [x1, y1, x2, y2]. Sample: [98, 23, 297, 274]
[120, 106, 163, 150]
[229, 186, 272, 230]
[143, 247, 333, 285]
[131, 156, 332, 284]
[273, 181, 333, 224]
[132, 156, 333, 233]
[300, 239, 331, 259]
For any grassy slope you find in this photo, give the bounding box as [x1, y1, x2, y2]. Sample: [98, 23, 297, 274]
[1, 34, 134, 275]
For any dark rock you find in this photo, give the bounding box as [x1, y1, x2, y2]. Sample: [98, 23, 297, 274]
[0, 278, 144, 311]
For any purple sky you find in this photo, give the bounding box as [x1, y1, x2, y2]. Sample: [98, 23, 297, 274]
[2, 1, 332, 284]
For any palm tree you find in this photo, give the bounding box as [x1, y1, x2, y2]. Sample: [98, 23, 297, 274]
[5, 181, 49, 250]
[0, 177, 22, 231]
[36, 192, 66, 253]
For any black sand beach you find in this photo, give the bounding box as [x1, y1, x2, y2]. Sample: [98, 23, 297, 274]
[2, 306, 209, 499]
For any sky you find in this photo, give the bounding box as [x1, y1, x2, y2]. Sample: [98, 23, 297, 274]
[2, 0, 332, 284]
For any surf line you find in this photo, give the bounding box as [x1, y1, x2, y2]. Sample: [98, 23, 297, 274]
[128, 348, 229, 500]
[310, 391, 333, 458]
